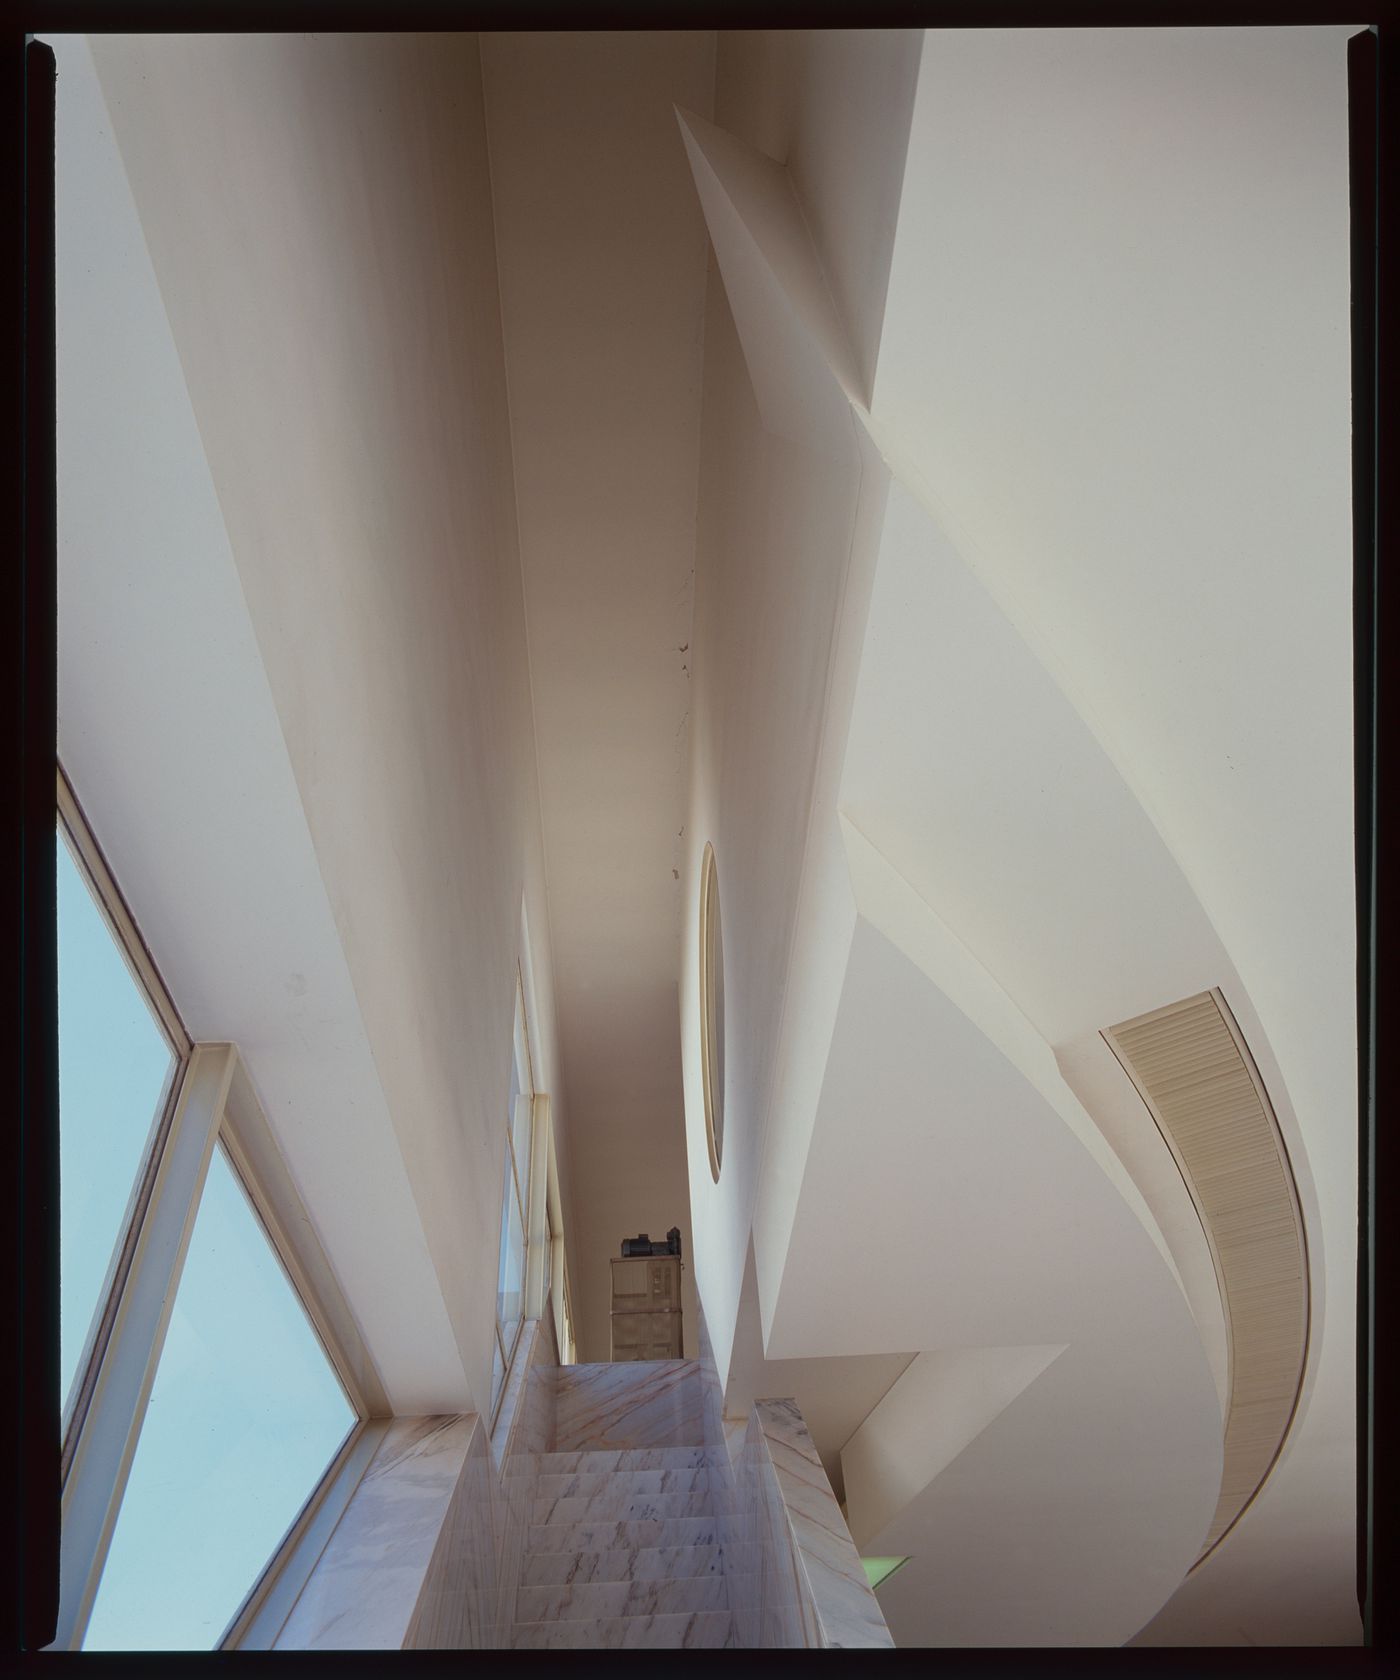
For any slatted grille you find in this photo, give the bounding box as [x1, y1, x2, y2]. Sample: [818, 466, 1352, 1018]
[1106, 990, 1309, 1564]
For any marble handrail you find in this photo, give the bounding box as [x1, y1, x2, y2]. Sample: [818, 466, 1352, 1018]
[272, 1414, 483, 1649]
[269, 1307, 561, 1650]
[270, 1300, 890, 1648]
[693, 1297, 892, 1648]
[742, 1398, 895, 1648]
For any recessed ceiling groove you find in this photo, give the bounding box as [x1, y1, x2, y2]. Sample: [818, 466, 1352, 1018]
[1105, 989, 1309, 1567]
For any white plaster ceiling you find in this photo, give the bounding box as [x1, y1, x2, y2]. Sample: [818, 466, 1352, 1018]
[780, 916, 1224, 1646]
[74, 30, 572, 1420]
[480, 33, 716, 1360]
[864, 27, 1357, 1646]
[676, 24, 1356, 1647]
[49, 35, 467, 1413]
[50, 22, 1359, 1649]
[674, 100, 1227, 1643]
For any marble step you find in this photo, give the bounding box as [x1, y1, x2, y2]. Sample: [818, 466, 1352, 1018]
[515, 1574, 731, 1623]
[532, 1490, 711, 1525]
[527, 1516, 720, 1551]
[534, 1467, 710, 1498]
[521, 1544, 725, 1587]
[535, 1447, 712, 1475]
[512, 1611, 736, 1649]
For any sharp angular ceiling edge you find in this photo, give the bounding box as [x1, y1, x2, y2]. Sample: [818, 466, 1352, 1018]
[768, 912, 1223, 1644]
[722, 1237, 917, 1503]
[837, 809, 1191, 1309]
[675, 105, 865, 438]
[841, 1343, 1069, 1551]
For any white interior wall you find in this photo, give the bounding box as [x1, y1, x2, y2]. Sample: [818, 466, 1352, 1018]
[680, 24, 1356, 1646]
[83, 32, 568, 1418]
[677, 264, 868, 1388]
[722, 1240, 914, 1503]
[865, 28, 1357, 1644]
[54, 21, 1358, 1646]
[788, 918, 1223, 1646]
[479, 33, 716, 1362]
[842, 1343, 1069, 1549]
[51, 33, 469, 1413]
[712, 28, 921, 401]
[679, 25, 922, 1396]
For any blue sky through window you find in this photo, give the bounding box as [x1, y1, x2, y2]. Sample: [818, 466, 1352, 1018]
[57, 830, 174, 1410]
[83, 1145, 355, 1650]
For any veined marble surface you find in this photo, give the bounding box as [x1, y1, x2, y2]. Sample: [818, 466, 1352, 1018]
[273, 1415, 476, 1650]
[521, 1544, 726, 1585]
[722, 1416, 748, 1468]
[534, 1467, 711, 1497]
[553, 1359, 706, 1451]
[536, 1446, 711, 1473]
[274, 1313, 884, 1649]
[405, 1412, 497, 1649]
[747, 1407, 817, 1647]
[516, 1574, 732, 1621]
[512, 1610, 736, 1647]
[504, 1349, 740, 1648]
[694, 1296, 893, 1648]
[526, 1515, 722, 1550]
[490, 1315, 559, 1644]
[750, 1397, 895, 1648]
[696, 1304, 727, 1450]
[695, 1301, 753, 1645]
[531, 1490, 711, 1523]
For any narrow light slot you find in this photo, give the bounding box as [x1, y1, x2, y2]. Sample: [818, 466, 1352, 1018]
[862, 1557, 910, 1592]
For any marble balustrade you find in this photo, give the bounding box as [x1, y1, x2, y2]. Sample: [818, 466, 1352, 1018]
[267, 1294, 885, 1648]
[694, 1305, 755, 1643]
[490, 1314, 559, 1644]
[694, 1302, 894, 1648]
[404, 1410, 498, 1648]
[268, 1302, 560, 1649]
[272, 1414, 486, 1649]
[742, 1398, 894, 1647]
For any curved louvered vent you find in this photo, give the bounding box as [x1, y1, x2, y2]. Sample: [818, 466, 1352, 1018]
[1105, 989, 1309, 1566]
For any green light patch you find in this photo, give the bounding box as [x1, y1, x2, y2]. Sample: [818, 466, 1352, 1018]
[861, 1557, 909, 1592]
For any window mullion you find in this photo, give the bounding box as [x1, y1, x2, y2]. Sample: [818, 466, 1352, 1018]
[223, 1419, 387, 1649]
[524, 1094, 550, 1319]
[508, 1139, 525, 1219]
[60, 1043, 187, 1474]
[56, 766, 190, 1058]
[54, 1041, 237, 1652]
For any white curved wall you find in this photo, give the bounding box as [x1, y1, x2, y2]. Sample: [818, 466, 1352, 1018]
[678, 25, 1355, 1646]
[71, 31, 571, 1416]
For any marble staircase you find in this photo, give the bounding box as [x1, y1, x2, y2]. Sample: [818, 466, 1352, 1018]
[259, 1319, 892, 1649]
[510, 1443, 736, 1647]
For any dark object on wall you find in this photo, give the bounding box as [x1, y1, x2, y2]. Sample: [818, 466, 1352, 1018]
[620, 1227, 682, 1259]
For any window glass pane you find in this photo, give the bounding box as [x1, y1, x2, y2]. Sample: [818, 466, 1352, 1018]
[84, 1145, 355, 1650]
[561, 1271, 575, 1364]
[496, 1148, 525, 1354]
[508, 1061, 530, 1205]
[57, 829, 176, 1410]
[510, 1095, 532, 1199]
[490, 1331, 506, 1415]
